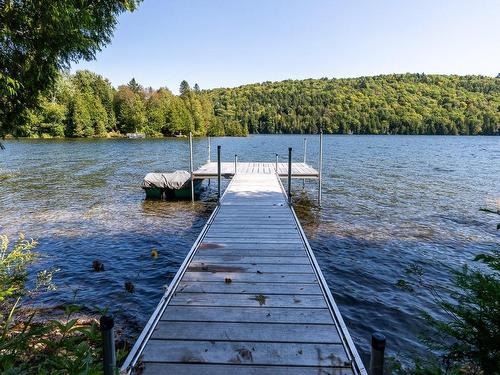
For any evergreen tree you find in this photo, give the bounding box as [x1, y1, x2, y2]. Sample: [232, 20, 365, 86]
[146, 88, 174, 136]
[114, 85, 146, 133]
[179, 80, 191, 98]
[128, 78, 143, 95]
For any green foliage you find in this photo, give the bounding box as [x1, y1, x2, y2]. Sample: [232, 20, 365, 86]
[145, 88, 174, 136]
[4, 73, 499, 139]
[0, 0, 141, 138]
[0, 234, 105, 374]
[179, 80, 191, 98]
[38, 99, 67, 137]
[70, 71, 116, 136]
[396, 248, 500, 374]
[166, 96, 194, 135]
[209, 74, 500, 135]
[114, 84, 146, 134]
[70, 92, 94, 137]
[127, 78, 143, 95]
[0, 234, 38, 304]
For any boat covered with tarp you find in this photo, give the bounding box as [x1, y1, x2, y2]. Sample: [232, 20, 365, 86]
[142, 170, 202, 199]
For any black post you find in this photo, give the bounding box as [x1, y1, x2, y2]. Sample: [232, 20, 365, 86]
[288, 147, 292, 205]
[217, 145, 221, 202]
[370, 332, 386, 375]
[100, 315, 116, 375]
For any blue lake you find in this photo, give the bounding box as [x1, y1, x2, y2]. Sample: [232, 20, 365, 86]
[0, 135, 499, 363]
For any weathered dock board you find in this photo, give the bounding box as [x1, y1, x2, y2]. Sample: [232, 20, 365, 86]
[193, 162, 319, 179]
[122, 173, 366, 374]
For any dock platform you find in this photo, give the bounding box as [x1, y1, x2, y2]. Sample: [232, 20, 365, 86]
[193, 162, 319, 179]
[122, 172, 366, 374]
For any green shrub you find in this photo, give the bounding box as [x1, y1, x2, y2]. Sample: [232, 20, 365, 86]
[0, 234, 105, 374]
[396, 248, 499, 374]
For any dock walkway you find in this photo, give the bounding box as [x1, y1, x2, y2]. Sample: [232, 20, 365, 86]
[122, 173, 366, 374]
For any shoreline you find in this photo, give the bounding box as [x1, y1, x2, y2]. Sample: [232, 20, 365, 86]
[2, 133, 499, 141]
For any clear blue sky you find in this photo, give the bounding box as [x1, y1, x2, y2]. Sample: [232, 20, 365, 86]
[72, 0, 500, 93]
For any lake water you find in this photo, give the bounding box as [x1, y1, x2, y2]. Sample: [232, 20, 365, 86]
[0, 135, 499, 364]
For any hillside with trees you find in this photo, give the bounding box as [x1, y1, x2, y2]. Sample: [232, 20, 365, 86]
[210, 74, 500, 135]
[9, 72, 500, 138]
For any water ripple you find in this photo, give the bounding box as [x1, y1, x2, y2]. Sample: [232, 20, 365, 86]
[0, 135, 498, 364]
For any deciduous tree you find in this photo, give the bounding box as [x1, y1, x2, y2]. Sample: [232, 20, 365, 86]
[0, 0, 141, 138]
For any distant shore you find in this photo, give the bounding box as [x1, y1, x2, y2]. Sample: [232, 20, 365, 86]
[3, 133, 498, 141]
[7, 72, 499, 140]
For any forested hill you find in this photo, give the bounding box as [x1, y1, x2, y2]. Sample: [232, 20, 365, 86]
[208, 74, 500, 135]
[15, 73, 500, 138]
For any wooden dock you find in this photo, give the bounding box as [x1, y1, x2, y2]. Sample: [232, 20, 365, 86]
[193, 162, 319, 179]
[122, 172, 366, 374]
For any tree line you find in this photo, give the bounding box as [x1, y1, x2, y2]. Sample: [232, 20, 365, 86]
[0, 0, 142, 142]
[16, 71, 240, 138]
[12, 72, 500, 138]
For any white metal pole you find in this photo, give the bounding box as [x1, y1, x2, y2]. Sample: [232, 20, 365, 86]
[303, 137, 307, 189]
[207, 136, 211, 185]
[318, 130, 323, 206]
[207, 136, 211, 163]
[288, 147, 292, 205]
[217, 146, 221, 202]
[189, 132, 194, 203]
[303, 138, 307, 163]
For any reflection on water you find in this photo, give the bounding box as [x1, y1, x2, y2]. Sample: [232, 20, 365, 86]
[0, 135, 499, 362]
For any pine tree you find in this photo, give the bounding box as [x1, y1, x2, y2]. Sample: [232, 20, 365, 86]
[179, 80, 191, 97]
[128, 78, 143, 95]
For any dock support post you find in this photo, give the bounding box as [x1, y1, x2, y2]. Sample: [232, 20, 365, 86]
[217, 145, 221, 202]
[207, 136, 211, 163]
[234, 154, 238, 174]
[303, 137, 307, 164]
[318, 130, 323, 207]
[100, 315, 116, 375]
[189, 132, 194, 203]
[303, 137, 307, 189]
[275, 153, 279, 174]
[288, 147, 292, 205]
[370, 332, 386, 375]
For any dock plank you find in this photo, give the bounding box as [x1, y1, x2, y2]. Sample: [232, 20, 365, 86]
[151, 321, 341, 343]
[177, 281, 322, 294]
[192, 255, 311, 264]
[142, 340, 350, 367]
[182, 272, 318, 283]
[194, 249, 309, 257]
[170, 292, 327, 308]
[187, 263, 314, 274]
[142, 364, 354, 375]
[161, 306, 334, 324]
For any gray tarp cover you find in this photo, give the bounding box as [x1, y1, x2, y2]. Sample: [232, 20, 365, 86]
[142, 170, 191, 189]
